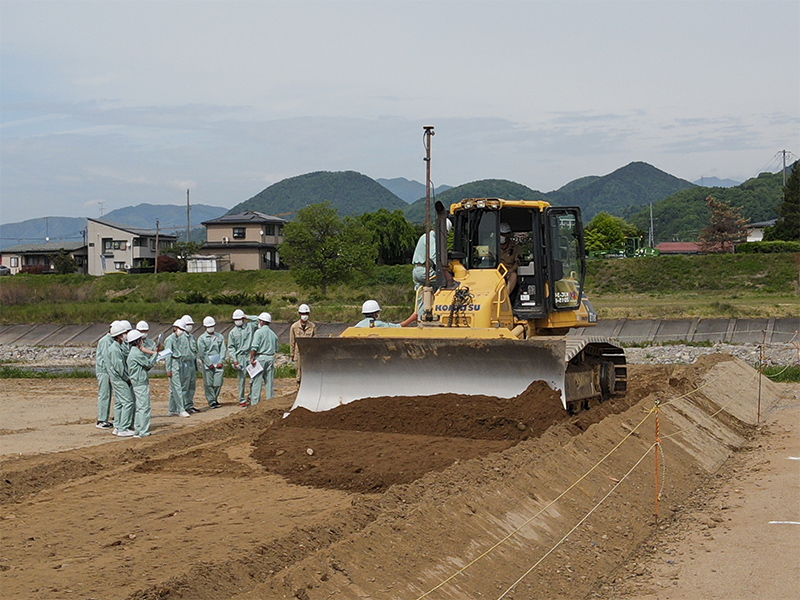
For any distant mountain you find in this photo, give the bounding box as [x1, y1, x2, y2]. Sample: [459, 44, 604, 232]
[547, 162, 695, 220]
[0, 203, 227, 251]
[629, 169, 787, 243]
[0, 217, 86, 251]
[104, 203, 227, 230]
[376, 177, 453, 204]
[403, 179, 548, 223]
[692, 176, 740, 188]
[230, 171, 407, 218]
[553, 175, 601, 194]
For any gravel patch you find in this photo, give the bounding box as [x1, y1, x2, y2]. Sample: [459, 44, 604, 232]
[1, 342, 796, 370]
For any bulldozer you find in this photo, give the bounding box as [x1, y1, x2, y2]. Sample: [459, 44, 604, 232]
[291, 196, 627, 415]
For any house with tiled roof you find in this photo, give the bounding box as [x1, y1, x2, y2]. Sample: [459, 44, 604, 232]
[201, 211, 287, 271]
[0, 241, 88, 275]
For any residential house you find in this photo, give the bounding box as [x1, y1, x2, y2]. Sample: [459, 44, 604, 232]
[743, 219, 777, 243]
[0, 241, 88, 275]
[87, 218, 177, 276]
[201, 211, 287, 271]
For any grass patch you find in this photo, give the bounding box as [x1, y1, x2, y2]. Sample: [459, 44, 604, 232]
[0, 366, 95, 379]
[762, 365, 800, 383]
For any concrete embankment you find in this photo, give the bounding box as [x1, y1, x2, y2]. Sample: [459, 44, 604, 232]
[0, 317, 796, 347]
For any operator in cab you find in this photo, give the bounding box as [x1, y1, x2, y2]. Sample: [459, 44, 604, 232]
[500, 222, 521, 295]
[355, 300, 417, 328]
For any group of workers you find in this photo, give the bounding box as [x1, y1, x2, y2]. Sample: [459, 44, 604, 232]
[95, 222, 520, 432]
[95, 305, 317, 438]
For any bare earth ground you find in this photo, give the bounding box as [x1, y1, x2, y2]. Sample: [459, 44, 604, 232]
[0, 358, 797, 600]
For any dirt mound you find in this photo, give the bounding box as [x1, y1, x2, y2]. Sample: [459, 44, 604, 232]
[282, 380, 565, 440]
[0, 356, 787, 600]
[255, 381, 566, 493]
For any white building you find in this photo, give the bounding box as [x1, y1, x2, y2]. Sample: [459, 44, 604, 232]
[87, 218, 176, 276]
[743, 219, 777, 243]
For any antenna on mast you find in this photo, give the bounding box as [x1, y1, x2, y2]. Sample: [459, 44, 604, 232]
[422, 125, 435, 321]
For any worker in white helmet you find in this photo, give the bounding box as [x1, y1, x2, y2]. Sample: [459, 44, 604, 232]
[164, 319, 191, 418]
[94, 321, 118, 429]
[249, 312, 279, 405]
[198, 316, 226, 408]
[107, 320, 135, 437]
[111, 320, 133, 430]
[126, 329, 158, 438]
[136, 320, 159, 351]
[180, 315, 200, 413]
[289, 303, 316, 382]
[355, 300, 417, 328]
[227, 308, 258, 407]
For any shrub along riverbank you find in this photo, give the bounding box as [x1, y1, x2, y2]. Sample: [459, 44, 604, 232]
[0, 253, 796, 324]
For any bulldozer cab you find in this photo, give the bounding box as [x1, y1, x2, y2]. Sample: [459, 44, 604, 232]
[449, 199, 588, 322]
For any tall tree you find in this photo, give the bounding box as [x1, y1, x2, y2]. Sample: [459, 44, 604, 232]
[356, 209, 419, 265]
[699, 196, 747, 253]
[764, 162, 800, 241]
[585, 212, 642, 252]
[279, 202, 377, 294]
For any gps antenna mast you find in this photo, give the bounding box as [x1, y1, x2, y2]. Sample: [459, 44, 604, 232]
[422, 125, 435, 321]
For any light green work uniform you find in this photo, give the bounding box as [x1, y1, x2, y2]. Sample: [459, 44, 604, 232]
[107, 339, 134, 431]
[354, 317, 402, 328]
[227, 319, 257, 404]
[249, 324, 279, 404]
[184, 332, 199, 409]
[164, 331, 191, 413]
[198, 331, 226, 406]
[127, 345, 157, 437]
[96, 333, 113, 422]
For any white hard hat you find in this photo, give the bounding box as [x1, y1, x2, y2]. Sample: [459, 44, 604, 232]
[232, 309, 245, 320]
[258, 311, 272, 323]
[172, 319, 185, 329]
[119, 320, 133, 331]
[203, 316, 216, 327]
[181, 314, 194, 325]
[126, 330, 144, 343]
[298, 303, 310, 314]
[109, 320, 120, 330]
[110, 322, 128, 337]
[362, 300, 381, 314]
[500, 222, 512, 234]
[136, 320, 149, 331]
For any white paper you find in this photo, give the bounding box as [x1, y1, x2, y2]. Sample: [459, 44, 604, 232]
[246, 361, 263, 378]
[157, 348, 172, 361]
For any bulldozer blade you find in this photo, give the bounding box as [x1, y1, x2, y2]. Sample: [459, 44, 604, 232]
[292, 336, 569, 413]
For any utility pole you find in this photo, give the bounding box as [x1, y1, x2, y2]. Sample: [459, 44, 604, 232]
[186, 189, 191, 243]
[782, 149, 788, 186]
[648, 203, 655, 248]
[154, 220, 160, 274]
[422, 125, 435, 321]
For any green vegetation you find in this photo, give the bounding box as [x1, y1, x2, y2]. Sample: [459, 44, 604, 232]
[404, 179, 546, 223]
[229, 171, 407, 219]
[279, 202, 378, 294]
[1, 252, 796, 323]
[762, 365, 800, 383]
[0, 365, 94, 378]
[765, 162, 799, 242]
[737, 241, 800, 253]
[549, 161, 694, 220]
[628, 170, 784, 243]
[585, 212, 644, 253]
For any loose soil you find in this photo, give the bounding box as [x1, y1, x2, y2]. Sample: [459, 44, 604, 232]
[0, 356, 796, 600]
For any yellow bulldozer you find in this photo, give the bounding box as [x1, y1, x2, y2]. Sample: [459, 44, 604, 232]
[291, 196, 627, 415]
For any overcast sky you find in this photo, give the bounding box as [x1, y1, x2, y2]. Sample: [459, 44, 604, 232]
[1, 0, 798, 224]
